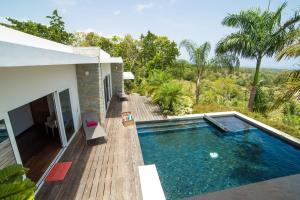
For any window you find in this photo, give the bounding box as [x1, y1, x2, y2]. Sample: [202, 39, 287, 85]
[59, 89, 75, 141]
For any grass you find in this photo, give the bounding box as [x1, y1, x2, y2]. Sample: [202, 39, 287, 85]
[193, 104, 300, 139]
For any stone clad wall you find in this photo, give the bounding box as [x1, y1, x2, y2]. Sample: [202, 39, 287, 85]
[76, 64, 102, 123]
[111, 63, 124, 95]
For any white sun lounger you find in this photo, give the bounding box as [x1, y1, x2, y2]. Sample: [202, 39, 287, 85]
[82, 112, 107, 144]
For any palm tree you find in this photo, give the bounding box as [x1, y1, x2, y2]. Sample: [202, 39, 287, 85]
[273, 30, 300, 107]
[211, 53, 240, 74]
[153, 82, 184, 115]
[0, 164, 36, 200]
[180, 40, 211, 104]
[216, 2, 300, 111]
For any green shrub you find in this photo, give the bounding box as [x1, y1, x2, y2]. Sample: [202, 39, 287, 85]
[253, 87, 272, 115]
[0, 164, 36, 200]
[146, 69, 171, 95]
[153, 82, 192, 115]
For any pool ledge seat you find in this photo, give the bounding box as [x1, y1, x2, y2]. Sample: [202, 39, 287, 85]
[139, 165, 166, 200]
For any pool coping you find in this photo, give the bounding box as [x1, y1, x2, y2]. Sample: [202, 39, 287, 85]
[137, 111, 300, 200]
[167, 111, 300, 148]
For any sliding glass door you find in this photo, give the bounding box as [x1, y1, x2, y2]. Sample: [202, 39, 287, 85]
[59, 89, 74, 141]
[103, 75, 112, 110]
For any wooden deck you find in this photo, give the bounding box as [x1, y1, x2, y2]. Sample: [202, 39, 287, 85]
[36, 93, 165, 200]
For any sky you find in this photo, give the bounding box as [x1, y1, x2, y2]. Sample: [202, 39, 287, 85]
[1, 0, 299, 69]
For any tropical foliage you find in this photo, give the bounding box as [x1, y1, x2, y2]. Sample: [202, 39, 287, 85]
[1, 10, 74, 44]
[216, 2, 300, 111]
[180, 40, 211, 104]
[0, 164, 36, 200]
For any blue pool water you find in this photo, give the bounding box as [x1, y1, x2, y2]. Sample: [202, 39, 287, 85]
[137, 116, 300, 200]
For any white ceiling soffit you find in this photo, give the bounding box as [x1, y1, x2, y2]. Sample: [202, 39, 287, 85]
[123, 72, 135, 80]
[0, 41, 98, 67]
[100, 57, 123, 64]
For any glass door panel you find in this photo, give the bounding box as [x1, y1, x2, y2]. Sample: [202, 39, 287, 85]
[59, 89, 75, 141]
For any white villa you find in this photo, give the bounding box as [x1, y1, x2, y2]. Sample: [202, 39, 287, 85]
[0, 25, 125, 185]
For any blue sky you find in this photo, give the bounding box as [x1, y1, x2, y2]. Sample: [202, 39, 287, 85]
[1, 0, 299, 69]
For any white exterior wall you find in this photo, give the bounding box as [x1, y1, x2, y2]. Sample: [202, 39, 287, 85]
[101, 63, 111, 79]
[0, 65, 81, 132]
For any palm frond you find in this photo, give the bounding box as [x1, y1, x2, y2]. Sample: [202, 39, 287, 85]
[273, 10, 300, 36]
[216, 33, 255, 58]
[276, 28, 300, 60]
[199, 42, 211, 64]
[180, 39, 197, 63]
[273, 81, 300, 108]
[272, 1, 287, 25]
[222, 10, 258, 32]
[288, 69, 300, 80]
[0, 165, 27, 184]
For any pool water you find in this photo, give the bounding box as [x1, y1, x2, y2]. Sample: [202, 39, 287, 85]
[137, 116, 300, 200]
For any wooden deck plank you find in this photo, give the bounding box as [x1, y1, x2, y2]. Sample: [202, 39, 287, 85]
[36, 94, 164, 200]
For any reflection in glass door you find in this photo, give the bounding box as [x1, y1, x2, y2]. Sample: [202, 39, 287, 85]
[104, 75, 112, 110]
[0, 119, 16, 168]
[59, 89, 75, 141]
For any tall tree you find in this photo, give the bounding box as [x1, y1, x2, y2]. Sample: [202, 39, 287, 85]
[74, 32, 115, 54]
[139, 31, 179, 75]
[180, 40, 211, 104]
[46, 10, 73, 44]
[216, 2, 300, 111]
[1, 10, 73, 44]
[113, 34, 139, 72]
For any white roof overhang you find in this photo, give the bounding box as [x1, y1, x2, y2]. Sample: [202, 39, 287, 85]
[100, 57, 123, 64]
[0, 41, 98, 67]
[123, 72, 135, 80]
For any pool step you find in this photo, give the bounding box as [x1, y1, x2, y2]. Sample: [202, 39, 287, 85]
[137, 120, 208, 132]
[138, 123, 209, 134]
[137, 118, 205, 129]
[203, 115, 229, 132]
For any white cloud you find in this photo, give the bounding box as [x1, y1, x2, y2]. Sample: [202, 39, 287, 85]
[136, 3, 154, 13]
[113, 10, 121, 16]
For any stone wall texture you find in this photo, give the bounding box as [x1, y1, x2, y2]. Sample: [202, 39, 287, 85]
[111, 63, 124, 95]
[76, 64, 102, 123]
[76, 62, 123, 125]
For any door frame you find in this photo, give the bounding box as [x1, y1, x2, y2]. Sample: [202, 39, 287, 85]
[53, 91, 68, 147]
[1, 113, 22, 165]
[1, 91, 70, 186]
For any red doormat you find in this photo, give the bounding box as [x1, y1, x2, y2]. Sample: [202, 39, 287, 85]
[45, 162, 72, 182]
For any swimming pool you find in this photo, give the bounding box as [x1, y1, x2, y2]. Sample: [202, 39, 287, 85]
[137, 115, 300, 200]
